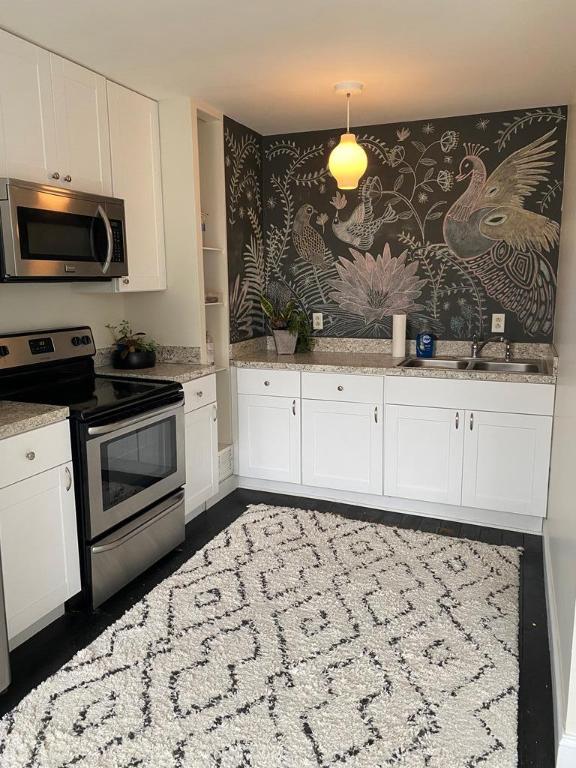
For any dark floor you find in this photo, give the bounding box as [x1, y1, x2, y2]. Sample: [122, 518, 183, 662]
[0, 489, 554, 767]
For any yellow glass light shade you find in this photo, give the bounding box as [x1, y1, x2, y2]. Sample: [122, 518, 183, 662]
[328, 132, 368, 190]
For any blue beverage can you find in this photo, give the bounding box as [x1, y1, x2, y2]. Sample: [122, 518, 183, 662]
[416, 333, 435, 358]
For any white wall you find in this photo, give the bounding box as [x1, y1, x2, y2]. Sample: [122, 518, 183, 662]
[545, 102, 576, 765]
[0, 283, 126, 348]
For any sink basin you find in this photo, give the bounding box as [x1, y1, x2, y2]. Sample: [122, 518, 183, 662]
[469, 360, 544, 373]
[400, 358, 470, 370]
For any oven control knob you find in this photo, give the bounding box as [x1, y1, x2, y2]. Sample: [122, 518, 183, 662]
[0, 345, 9, 357]
[81, 335, 91, 346]
[71, 336, 81, 346]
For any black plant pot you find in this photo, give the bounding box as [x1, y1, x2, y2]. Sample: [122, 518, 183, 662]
[112, 349, 156, 370]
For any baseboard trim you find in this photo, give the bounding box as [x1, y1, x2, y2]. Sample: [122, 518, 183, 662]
[557, 732, 576, 767]
[236, 477, 544, 534]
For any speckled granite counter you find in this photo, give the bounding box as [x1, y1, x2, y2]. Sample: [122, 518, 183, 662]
[0, 401, 69, 440]
[96, 363, 219, 384]
[232, 351, 557, 385]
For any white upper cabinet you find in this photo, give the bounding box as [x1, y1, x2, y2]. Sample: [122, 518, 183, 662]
[302, 399, 383, 495]
[51, 55, 111, 195]
[461, 410, 552, 517]
[0, 30, 57, 183]
[107, 82, 166, 291]
[384, 404, 464, 505]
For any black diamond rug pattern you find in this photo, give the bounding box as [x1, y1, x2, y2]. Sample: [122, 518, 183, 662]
[0, 504, 521, 767]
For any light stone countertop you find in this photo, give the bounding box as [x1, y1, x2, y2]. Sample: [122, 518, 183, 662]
[96, 363, 221, 384]
[232, 351, 557, 385]
[0, 401, 69, 441]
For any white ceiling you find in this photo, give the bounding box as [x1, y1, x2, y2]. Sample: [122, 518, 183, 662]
[1, 0, 575, 135]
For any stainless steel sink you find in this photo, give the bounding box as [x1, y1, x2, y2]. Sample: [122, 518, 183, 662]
[399, 357, 547, 374]
[400, 357, 470, 369]
[469, 360, 544, 373]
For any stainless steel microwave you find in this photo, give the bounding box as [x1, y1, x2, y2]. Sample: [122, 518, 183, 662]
[0, 178, 128, 281]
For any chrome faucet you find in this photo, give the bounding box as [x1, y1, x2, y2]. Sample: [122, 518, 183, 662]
[471, 334, 512, 361]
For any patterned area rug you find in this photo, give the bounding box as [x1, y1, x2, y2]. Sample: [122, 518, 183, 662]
[0, 504, 521, 767]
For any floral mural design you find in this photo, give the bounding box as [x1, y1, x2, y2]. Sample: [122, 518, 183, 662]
[225, 106, 566, 342]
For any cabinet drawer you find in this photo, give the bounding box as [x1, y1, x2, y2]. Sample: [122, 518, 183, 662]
[237, 368, 300, 398]
[0, 420, 71, 490]
[302, 372, 384, 404]
[183, 374, 216, 412]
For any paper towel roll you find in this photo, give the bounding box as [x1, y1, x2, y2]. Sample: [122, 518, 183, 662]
[392, 314, 407, 358]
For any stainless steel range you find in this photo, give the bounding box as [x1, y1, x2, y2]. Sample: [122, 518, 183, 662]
[0, 326, 186, 608]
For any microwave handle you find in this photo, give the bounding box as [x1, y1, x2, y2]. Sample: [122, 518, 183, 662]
[97, 205, 113, 274]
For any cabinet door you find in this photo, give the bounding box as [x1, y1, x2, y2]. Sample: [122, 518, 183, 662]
[302, 399, 382, 494]
[51, 55, 111, 195]
[0, 30, 57, 183]
[238, 394, 300, 483]
[0, 463, 80, 644]
[107, 82, 166, 292]
[384, 405, 463, 505]
[185, 403, 218, 515]
[462, 410, 552, 516]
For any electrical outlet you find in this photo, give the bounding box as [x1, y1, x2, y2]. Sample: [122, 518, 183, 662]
[312, 312, 323, 330]
[491, 313, 505, 333]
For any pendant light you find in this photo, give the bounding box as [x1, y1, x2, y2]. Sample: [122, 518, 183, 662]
[328, 81, 368, 190]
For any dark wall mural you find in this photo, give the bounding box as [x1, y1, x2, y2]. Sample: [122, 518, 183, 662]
[224, 116, 265, 341]
[225, 106, 567, 342]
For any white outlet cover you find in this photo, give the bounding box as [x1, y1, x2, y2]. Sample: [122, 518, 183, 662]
[491, 313, 505, 332]
[312, 312, 323, 330]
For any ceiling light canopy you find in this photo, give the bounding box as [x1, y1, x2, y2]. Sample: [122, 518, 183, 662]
[328, 81, 368, 190]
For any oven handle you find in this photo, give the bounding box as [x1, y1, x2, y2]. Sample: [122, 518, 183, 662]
[91, 491, 184, 554]
[97, 204, 113, 275]
[87, 402, 182, 436]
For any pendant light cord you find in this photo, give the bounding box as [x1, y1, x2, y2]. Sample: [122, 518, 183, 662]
[346, 92, 350, 132]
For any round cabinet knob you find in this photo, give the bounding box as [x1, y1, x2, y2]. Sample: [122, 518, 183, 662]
[25, 451, 36, 461]
[122, 278, 130, 285]
[63, 175, 72, 183]
[337, 385, 344, 391]
[264, 380, 270, 387]
[197, 391, 203, 397]
[51, 172, 60, 180]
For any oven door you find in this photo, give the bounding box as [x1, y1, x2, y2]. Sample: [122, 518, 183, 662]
[0, 179, 127, 280]
[85, 402, 185, 540]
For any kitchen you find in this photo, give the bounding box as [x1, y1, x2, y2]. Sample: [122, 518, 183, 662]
[0, 2, 574, 766]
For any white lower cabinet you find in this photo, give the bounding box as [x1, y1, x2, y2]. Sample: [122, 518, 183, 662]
[185, 403, 218, 514]
[0, 461, 80, 644]
[238, 394, 301, 483]
[302, 399, 382, 494]
[461, 410, 552, 516]
[384, 405, 463, 505]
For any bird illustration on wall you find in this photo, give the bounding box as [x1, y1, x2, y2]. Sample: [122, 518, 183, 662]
[330, 176, 398, 251]
[292, 204, 332, 267]
[443, 130, 560, 335]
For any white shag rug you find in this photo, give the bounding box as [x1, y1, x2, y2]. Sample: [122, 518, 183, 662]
[0, 504, 521, 767]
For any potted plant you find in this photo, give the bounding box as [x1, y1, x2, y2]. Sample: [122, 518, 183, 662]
[260, 295, 313, 355]
[106, 321, 158, 369]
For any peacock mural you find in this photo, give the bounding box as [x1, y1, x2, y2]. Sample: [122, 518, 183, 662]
[224, 106, 566, 343]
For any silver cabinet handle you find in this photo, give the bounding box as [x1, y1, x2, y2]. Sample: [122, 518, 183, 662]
[196, 391, 203, 397]
[292, 399, 296, 415]
[470, 412, 474, 431]
[51, 171, 60, 180]
[64, 466, 72, 491]
[374, 406, 378, 423]
[63, 174, 72, 182]
[25, 450, 36, 461]
[337, 385, 344, 391]
[455, 411, 459, 430]
[122, 278, 130, 285]
[213, 405, 217, 422]
[264, 380, 270, 387]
